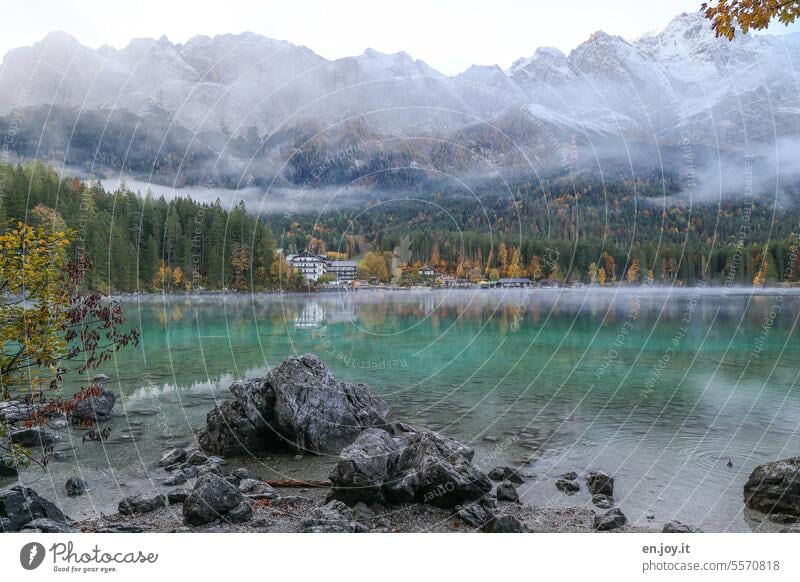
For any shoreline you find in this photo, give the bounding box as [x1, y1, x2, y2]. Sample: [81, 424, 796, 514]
[108, 285, 800, 301]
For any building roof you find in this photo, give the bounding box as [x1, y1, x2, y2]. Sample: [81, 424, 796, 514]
[328, 260, 358, 267]
[499, 277, 533, 283]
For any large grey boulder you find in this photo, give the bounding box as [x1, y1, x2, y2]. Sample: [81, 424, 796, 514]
[744, 457, 800, 517]
[72, 385, 116, 422]
[201, 354, 390, 456]
[183, 473, 251, 526]
[329, 428, 398, 505]
[330, 427, 492, 509]
[0, 485, 70, 532]
[198, 401, 266, 456]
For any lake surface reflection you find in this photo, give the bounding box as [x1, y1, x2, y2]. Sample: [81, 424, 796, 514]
[9, 288, 800, 532]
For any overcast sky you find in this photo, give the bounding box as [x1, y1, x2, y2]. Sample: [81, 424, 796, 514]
[2, 0, 799, 75]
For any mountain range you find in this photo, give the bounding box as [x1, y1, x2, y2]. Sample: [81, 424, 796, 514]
[1, 12, 798, 191]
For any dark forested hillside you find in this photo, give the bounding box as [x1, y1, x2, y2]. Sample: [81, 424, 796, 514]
[2, 161, 799, 290]
[0, 162, 299, 292]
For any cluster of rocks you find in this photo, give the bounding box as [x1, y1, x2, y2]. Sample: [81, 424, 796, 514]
[553, 469, 627, 530]
[0, 379, 117, 479]
[157, 446, 227, 487]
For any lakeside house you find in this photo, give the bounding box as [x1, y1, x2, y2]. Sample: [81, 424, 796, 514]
[286, 251, 328, 282]
[498, 277, 534, 288]
[419, 265, 435, 277]
[327, 260, 358, 282]
[538, 279, 560, 288]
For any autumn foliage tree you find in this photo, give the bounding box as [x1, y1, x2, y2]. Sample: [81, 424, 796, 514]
[1, 222, 139, 469]
[702, 0, 800, 39]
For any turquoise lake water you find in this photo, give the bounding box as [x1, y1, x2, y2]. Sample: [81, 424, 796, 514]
[7, 288, 800, 531]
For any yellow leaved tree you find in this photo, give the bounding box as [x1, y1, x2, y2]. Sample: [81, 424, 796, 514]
[702, 1, 800, 39]
[1, 222, 139, 471]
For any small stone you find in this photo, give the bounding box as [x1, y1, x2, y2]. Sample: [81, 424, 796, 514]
[226, 501, 253, 524]
[594, 508, 627, 531]
[118, 494, 166, 515]
[592, 494, 614, 509]
[662, 520, 702, 533]
[158, 448, 186, 467]
[556, 479, 580, 495]
[294, 454, 304, 461]
[496, 480, 520, 502]
[167, 488, 191, 504]
[65, 475, 88, 497]
[233, 467, 258, 481]
[646, 510, 655, 520]
[485, 514, 530, 533]
[455, 498, 495, 529]
[20, 518, 78, 533]
[185, 450, 209, 466]
[482, 436, 499, 443]
[767, 513, 799, 524]
[586, 471, 614, 497]
[238, 478, 278, 500]
[164, 471, 187, 486]
[196, 463, 223, 478]
[182, 466, 197, 479]
[559, 471, 579, 481]
[487, 466, 525, 483]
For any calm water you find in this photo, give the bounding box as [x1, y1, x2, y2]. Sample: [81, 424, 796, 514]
[8, 288, 800, 531]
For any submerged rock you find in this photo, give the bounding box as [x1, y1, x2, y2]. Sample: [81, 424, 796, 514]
[0, 485, 70, 532]
[10, 427, 58, 448]
[72, 385, 116, 422]
[330, 426, 492, 508]
[65, 475, 88, 497]
[744, 457, 800, 517]
[183, 473, 251, 526]
[0, 455, 18, 477]
[200, 354, 390, 456]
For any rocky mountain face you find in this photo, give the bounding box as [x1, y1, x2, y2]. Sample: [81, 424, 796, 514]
[0, 12, 797, 186]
